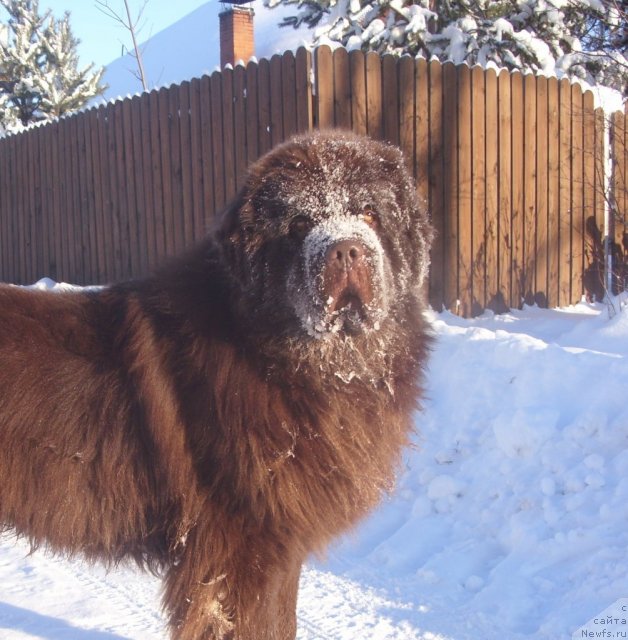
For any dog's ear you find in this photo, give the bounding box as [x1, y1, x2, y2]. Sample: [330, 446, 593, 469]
[216, 196, 245, 244]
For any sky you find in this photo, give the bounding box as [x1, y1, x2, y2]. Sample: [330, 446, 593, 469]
[35, 0, 212, 68]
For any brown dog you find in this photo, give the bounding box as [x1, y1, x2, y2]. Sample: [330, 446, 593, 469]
[0, 130, 433, 640]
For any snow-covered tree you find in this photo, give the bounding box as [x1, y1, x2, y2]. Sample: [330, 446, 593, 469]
[0, 0, 105, 133]
[266, 0, 627, 95]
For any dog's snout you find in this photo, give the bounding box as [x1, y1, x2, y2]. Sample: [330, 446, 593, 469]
[326, 239, 366, 271]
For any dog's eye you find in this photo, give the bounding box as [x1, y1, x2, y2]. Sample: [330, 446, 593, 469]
[289, 216, 312, 239]
[359, 208, 379, 228]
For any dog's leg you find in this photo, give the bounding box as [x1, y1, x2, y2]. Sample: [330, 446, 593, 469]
[164, 523, 303, 640]
[246, 556, 301, 640]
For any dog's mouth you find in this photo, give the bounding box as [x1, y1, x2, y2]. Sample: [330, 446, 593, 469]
[291, 218, 389, 339]
[324, 282, 370, 334]
[316, 252, 383, 336]
[332, 289, 365, 316]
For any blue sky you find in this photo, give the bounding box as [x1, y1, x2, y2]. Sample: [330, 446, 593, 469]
[38, 1, 210, 68]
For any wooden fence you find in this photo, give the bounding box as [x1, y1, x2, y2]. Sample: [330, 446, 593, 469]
[0, 46, 626, 315]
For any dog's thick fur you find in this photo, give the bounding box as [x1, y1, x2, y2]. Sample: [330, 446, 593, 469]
[0, 130, 432, 640]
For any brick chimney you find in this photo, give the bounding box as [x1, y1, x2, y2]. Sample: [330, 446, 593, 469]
[219, 4, 255, 68]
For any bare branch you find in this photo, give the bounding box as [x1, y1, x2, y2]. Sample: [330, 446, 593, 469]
[94, 0, 149, 91]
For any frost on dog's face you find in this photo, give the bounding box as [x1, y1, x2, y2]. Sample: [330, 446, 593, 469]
[223, 131, 432, 343]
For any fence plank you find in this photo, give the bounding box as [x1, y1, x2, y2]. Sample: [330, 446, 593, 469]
[535, 77, 549, 306]
[113, 101, 130, 278]
[547, 77, 560, 308]
[269, 54, 284, 146]
[349, 50, 367, 135]
[257, 58, 272, 155]
[18, 126, 34, 283]
[98, 104, 115, 281]
[471, 65, 486, 315]
[88, 109, 104, 282]
[181, 82, 196, 247]
[295, 47, 313, 134]
[30, 127, 43, 280]
[511, 72, 524, 309]
[612, 110, 627, 291]
[245, 61, 260, 166]
[558, 78, 572, 306]
[40, 124, 51, 279]
[37, 125, 48, 279]
[624, 108, 627, 225]
[27, 128, 39, 279]
[140, 93, 157, 271]
[399, 55, 415, 173]
[122, 98, 141, 276]
[442, 62, 458, 312]
[22, 127, 32, 281]
[12, 134, 22, 280]
[427, 59, 444, 311]
[25, 124, 36, 282]
[415, 58, 429, 200]
[59, 117, 73, 280]
[129, 97, 148, 273]
[189, 78, 205, 239]
[523, 74, 537, 305]
[12, 134, 20, 281]
[315, 46, 333, 129]
[127, 99, 145, 274]
[333, 47, 351, 129]
[623, 108, 628, 230]
[497, 69, 512, 312]
[620, 110, 628, 234]
[1, 137, 13, 279]
[0, 137, 5, 278]
[33, 128, 43, 279]
[73, 114, 87, 282]
[0, 133, 9, 279]
[485, 68, 499, 311]
[281, 50, 297, 139]
[232, 65, 247, 192]
[365, 51, 382, 139]
[199, 76, 216, 231]
[77, 110, 93, 283]
[170, 82, 185, 256]
[457, 64, 473, 317]
[582, 91, 598, 300]
[39, 124, 50, 279]
[43, 121, 55, 278]
[571, 83, 585, 301]
[210, 71, 226, 212]
[221, 68, 237, 204]
[166, 85, 183, 256]
[382, 54, 399, 146]
[1, 139, 8, 278]
[157, 89, 175, 261]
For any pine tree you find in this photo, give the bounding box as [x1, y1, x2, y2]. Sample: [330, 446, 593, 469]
[0, 0, 106, 133]
[265, 0, 627, 95]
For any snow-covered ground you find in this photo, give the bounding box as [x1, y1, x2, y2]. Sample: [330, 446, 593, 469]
[1, 284, 628, 640]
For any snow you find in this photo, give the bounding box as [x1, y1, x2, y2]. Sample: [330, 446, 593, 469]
[2, 281, 628, 639]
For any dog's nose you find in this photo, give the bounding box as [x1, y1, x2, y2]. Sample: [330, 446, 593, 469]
[326, 240, 366, 271]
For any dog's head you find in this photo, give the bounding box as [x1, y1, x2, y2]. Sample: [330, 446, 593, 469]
[218, 131, 432, 348]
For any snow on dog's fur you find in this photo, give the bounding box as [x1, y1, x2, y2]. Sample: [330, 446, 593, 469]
[0, 130, 432, 640]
